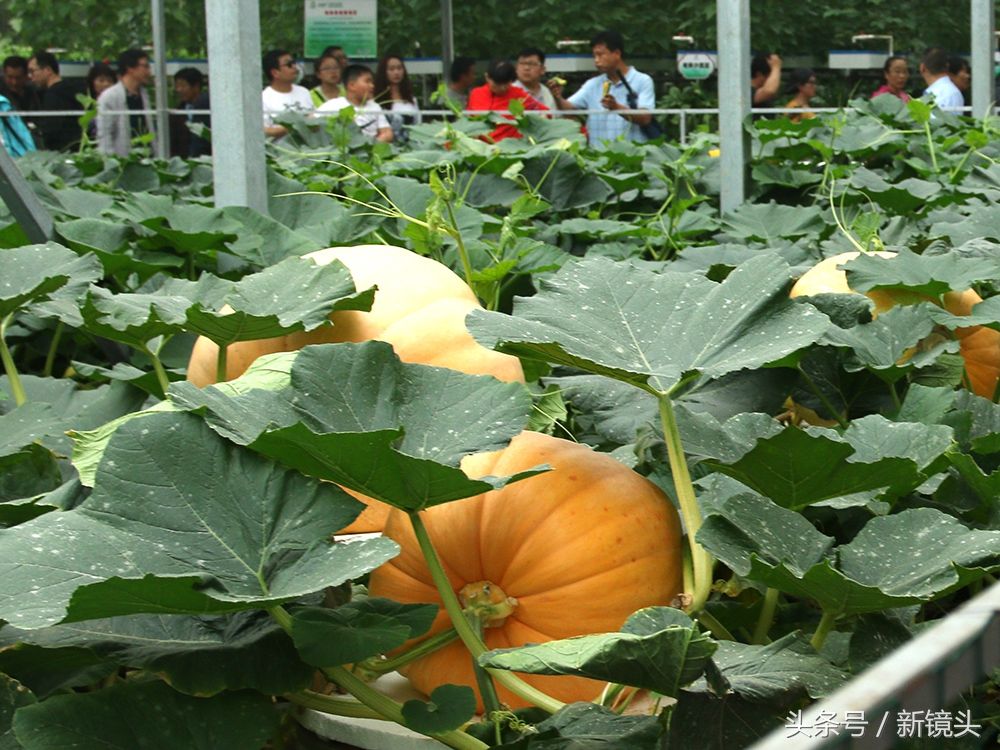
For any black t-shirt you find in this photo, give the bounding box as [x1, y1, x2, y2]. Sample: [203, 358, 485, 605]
[38, 79, 83, 151]
[125, 91, 148, 139]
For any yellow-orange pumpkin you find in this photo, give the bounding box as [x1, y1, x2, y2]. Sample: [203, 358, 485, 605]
[790, 251, 1000, 399]
[368, 430, 683, 709]
[186, 245, 524, 532]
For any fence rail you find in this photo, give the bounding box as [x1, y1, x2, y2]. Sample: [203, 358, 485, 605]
[3, 104, 985, 147]
[749, 580, 1000, 749]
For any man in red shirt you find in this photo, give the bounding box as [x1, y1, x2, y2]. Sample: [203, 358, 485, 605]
[466, 59, 547, 142]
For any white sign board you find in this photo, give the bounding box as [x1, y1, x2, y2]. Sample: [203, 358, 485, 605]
[677, 51, 717, 80]
[304, 0, 377, 59]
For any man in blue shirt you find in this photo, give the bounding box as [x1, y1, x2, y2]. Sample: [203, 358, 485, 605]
[549, 30, 655, 148]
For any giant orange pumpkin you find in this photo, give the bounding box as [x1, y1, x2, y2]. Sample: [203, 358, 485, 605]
[368, 431, 684, 709]
[790, 251, 1000, 399]
[186, 245, 524, 532]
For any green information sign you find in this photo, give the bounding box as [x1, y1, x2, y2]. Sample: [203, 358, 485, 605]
[304, 0, 378, 59]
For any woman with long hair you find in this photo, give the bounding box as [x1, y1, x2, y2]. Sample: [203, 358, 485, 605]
[373, 54, 420, 142]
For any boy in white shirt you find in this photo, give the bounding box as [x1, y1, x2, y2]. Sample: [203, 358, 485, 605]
[261, 49, 313, 142]
[315, 64, 393, 142]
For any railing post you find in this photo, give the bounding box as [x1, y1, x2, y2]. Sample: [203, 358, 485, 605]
[204, 0, 267, 215]
[680, 110, 687, 145]
[0, 143, 54, 243]
[717, 0, 750, 213]
[971, 0, 996, 119]
[440, 0, 454, 85]
[151, 0, 170, 160]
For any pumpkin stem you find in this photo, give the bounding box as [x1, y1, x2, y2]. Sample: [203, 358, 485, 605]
[408, 511, 566, 714]
[460, 581, 517, 628]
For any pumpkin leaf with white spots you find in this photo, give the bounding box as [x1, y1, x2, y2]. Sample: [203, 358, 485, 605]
[479, 606, 716, 697]
[167, 341, 540, 510]
[468, 254, 831, 395]
[700, 501, 1000, 614]
[0, 411, 398, 629]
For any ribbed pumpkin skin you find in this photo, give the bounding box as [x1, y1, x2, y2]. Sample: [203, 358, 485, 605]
[185, 245, 525, 533]
[790, 251, 1000, 399]
[368, 431, 684, 709]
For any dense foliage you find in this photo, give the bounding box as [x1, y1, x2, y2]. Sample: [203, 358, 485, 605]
[0, 99, 998, 749]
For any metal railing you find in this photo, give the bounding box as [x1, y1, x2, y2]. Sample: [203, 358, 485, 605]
[749, 580, 1000, 749]
[1, 104, 983, 148]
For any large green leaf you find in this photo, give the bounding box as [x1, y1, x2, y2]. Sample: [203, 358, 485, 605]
[495, 704, 661, 750]
[706, 417, 951, 509]
[848, 168, 942, 213]
[697, 491, 835, 580]
[479, 607, 716, 698]
[720, 202, 826, 242]
[703, 503, 1000, 614]
[822, 304, 957, 378]
[0, 644, 115, 699]
[290, 599, 437, 667]
[688, 634, 846, 702]
[11, 681, 278, 750]
[182, 255, 375, 347]
[0, 675, 34, 750]
[139, 203, 242, 253]
[219, 206, 323, 267]
[0, 412, 397, 629]
[842, 249, 1000, 296]
[1, 611, 313, 696]
[168, 341, 539, 510]
[929, 294, 1000, 332]
[0, 244, 101, 319]
[469, 254, 830, 394]
[0, 378, 146, 457]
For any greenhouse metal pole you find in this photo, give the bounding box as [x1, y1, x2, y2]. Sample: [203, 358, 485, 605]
[717, 0, 751, 214]
[970, 0, 995, 119]
[204, 0, 267, 215]
[0, 145, 53, 243]
[151, 0, 170, 160]
[441, 0, 454, 82]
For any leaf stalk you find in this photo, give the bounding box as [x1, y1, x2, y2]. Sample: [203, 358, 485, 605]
[408, 511, 565, 714]
[658, 396, 712, 613]
[0, 314, 27, 406]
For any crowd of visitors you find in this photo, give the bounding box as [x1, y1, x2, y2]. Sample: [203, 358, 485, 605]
[0, 35, 985, 158]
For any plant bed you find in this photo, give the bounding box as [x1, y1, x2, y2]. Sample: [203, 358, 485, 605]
[0, 98, 997, 748]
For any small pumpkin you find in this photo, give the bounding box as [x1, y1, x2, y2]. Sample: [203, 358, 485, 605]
[186, 245, 524, 532]
[368, 430, 684, 709]
[790, 251, 1000, 399]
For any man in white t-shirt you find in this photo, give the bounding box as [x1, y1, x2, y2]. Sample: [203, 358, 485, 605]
[920, 47, 964, 112]
[315, 64, 393, 142]
[261, 49, 313, 141]
[516, 47, 557, 110]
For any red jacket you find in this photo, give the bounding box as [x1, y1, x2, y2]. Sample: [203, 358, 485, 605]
[466, 84, 548, 142]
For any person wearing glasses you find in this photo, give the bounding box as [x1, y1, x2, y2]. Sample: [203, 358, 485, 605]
[310, 49, 345, 107]
[515, 47, 556, 110]
[261, 49, 313, 142]
[27, 51, 83, 151]
[96, 49, 156, 157]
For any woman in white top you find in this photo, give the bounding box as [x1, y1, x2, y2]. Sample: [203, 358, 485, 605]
[374, 55, 421, 143]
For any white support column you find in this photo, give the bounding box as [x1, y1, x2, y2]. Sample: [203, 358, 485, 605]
[0, 144, 53, 243]
[441, 0, 454, 83]
[971, 0, 996, 119]
[205, 0, 267, 215]
[717, 0, 751, 214]
[151, 0, 170, 160]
